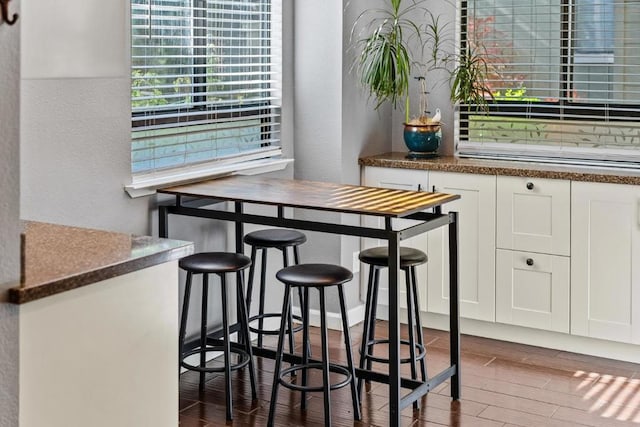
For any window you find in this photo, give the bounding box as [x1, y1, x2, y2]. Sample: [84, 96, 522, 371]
[458, 0, 640, 166]
[130, 0, 282, 177]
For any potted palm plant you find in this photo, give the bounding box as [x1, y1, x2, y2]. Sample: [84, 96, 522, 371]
[350, 0, 490, 157]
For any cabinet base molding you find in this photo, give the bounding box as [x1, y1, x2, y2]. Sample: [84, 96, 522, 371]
[376, 305, 640, 364]
[431, 313, 640, 364]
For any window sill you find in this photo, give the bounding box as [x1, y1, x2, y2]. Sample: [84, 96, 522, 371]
[125, 156, 294, 198]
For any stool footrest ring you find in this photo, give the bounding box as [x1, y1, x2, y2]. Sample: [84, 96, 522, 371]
[181, 345, 251, 373]
[278, 363, 352, 392]
[248, 312, 303, 336]
[362, 338, 426, 365]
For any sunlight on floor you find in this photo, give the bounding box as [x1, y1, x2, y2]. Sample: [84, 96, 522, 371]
[572, 370, 640, 423]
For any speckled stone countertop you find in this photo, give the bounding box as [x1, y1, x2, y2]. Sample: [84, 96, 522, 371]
[359, 152, 640, 185]
[9, 221, 194, 304]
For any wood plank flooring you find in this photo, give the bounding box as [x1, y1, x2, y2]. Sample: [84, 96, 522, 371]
[179, 322, 640, 426]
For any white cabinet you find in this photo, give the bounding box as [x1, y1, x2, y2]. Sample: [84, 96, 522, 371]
[496, 249, 570, 333]
[496, 176, 570, 256]
[427, 172, 496, 322]
[362, 167, 429, 311]
[571, 181, 640, 344]
[495, 176, 571, 332]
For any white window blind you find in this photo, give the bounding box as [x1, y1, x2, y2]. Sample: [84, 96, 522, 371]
[458, 0, 640, 166]
[131, 0, 282, 175]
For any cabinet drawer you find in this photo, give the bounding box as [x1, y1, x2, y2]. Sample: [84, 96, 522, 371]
[496, 249, 570, 333]
[497, 176, 570, 256]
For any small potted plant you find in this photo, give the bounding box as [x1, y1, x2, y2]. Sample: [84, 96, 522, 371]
[350, 0, 490, 157]
[403, 76, 442, 158]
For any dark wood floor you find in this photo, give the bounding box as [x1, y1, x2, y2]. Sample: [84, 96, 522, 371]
[179, 321, 640, 426]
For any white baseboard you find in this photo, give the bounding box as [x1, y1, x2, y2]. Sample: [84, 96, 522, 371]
[375, 304, 640, 364]
[292, 304, 365, 331]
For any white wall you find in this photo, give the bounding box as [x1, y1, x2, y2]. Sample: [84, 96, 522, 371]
[292, 0, 391, 312]
[19, 0, 152, 235]
[0, 1, 21, 424]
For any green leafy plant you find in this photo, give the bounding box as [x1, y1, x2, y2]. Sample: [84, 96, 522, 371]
[350, 0, 492, 122]
[450, 45, 493, 111]
[350, 0, 424, 121]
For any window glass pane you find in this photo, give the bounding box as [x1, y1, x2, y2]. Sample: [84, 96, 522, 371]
[468, 0, 562, 102]
[131, 0, 194, 111]
[459, 0, 640, 164]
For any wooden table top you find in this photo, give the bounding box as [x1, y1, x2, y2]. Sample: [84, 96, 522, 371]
[159, 176, 459, 218]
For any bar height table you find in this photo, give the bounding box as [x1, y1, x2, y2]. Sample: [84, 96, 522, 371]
[158, 175, 461, 427]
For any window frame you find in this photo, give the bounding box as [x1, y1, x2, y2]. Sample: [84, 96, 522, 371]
[127, 0, 286, 195]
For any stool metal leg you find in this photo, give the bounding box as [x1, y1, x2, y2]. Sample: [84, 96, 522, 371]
[236, 270, 257, 400]
[257, 248, 268, 348]
[366, 267, 381, 373]
[199, 273, 209, 392]
[318, 287, 332, 427]
[267, 284, 292, 427]
[283, 249, 295, 359]
[300, 286, 310, 411]
[179, 271, 193, 373]
[293, 245, 310, 357]
[411, 266, 428, 381]
[245, 245, 258, 313]
[357, 265, 376, 399]
[220, 274, 233, 421]
[404, 268, 418, 377]
[338, 284, 362, 421]
[404, 267, 419, 410]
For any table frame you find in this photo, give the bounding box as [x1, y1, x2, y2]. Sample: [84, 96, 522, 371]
[159, 189, 460, 427]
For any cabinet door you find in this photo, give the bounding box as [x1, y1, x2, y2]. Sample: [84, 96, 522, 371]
[496, 249, 570, 333]
[497, 177, 570, 256]
[427, 172, 496, 322]
[362, 167, 429, 310]
[571, 181, 640, 344]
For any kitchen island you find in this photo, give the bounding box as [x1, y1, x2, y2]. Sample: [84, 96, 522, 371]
[10, 221, 193, 427]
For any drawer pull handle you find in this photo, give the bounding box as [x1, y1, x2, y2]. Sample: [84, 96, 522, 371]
[526, 182, 534, 190]
[526, 258, 534, 266]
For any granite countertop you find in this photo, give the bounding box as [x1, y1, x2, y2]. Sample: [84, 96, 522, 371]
[359, 152, 640, 185]
[9, 221, 194, 304]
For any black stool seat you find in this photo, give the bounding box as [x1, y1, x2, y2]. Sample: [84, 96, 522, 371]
[358, 246, 427, 268]
[179, 252, 251, 273]
[276, 263, 353, 287]
[243, 229, 307, 248]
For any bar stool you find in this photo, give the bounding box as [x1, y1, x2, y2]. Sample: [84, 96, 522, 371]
[244, 229, 306, 351]
[178, 252, 257, 421]
[357, 246, 428, 400]
[267, 264, 361, 427]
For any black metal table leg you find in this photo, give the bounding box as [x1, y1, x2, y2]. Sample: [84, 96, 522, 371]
[387, 232, 401, 427]
[159, 205, 169, 238]
[448, 211, 461, 400]
[235, 202, 243, 253]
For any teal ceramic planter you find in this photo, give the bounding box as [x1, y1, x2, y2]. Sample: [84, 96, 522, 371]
[403, 123, 441, 158]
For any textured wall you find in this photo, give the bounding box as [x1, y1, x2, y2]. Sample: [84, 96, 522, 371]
[292, 0, 391, 313]
[0, 1, 21, 425]
[19, 0, 151, 235]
